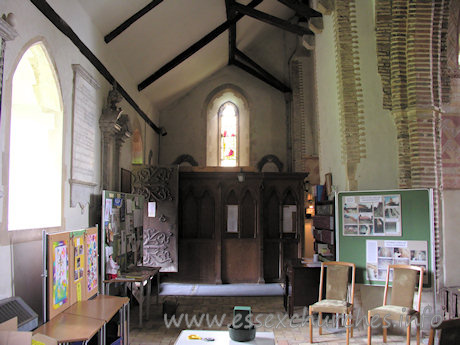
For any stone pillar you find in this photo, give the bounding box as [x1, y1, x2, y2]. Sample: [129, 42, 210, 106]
[113, 114, 132, 191]
[99, 85, 123, 191]
[374, 0, 451, 288]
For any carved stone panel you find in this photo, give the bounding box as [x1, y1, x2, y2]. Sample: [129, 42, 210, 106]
[132, 166, 178, 272]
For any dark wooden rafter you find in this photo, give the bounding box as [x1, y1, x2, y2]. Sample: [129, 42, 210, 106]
[104, 0, 163, 43]
[231, 2, 313, 36]
[234, 48, 290, 92]
[277, 0, 322, 18]
[230, 57, 290, 93]
[138, 0, 263, 91]
[225, 0, 237, 63]
[30, 0, 162, 134]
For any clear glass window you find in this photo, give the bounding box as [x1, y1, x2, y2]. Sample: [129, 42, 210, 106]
[8, 43, 63, 230]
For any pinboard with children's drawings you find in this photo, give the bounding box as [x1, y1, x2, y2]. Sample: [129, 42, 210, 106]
[47, 232, 71, 320]
[336, 189, 434, 287]
[46, 227, 99, 321]
[85, 226, 98, 299]
[101, 190, 144, 280]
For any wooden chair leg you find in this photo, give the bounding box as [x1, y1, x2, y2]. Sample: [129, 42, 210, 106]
[346, 312, 350, 345]
[416, 315, 420, 345]
[350, 310, 354, 338]
[383, 319, 387, 343]
[427, 329, 435, 345]
[318, 312, 322, 336]
[406, 321, 411, 345]
[309, 307, 313, 344]
[367, 311, 372, 345]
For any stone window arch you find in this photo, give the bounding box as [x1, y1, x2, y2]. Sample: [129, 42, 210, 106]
[205, 85, 250, 167]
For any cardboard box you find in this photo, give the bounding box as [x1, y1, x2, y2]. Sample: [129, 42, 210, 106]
[0, 316, 57, 344]
[32, 333, 58, 345]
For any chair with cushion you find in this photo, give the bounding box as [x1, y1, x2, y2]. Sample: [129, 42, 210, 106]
[367, 264, 424, 345]
[427, 317, 460, 345]
[308, 261, 355, 345]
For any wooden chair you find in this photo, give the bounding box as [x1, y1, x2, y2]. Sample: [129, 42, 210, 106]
[427, 317, 460, 345]
[367, 264, 424, 345]
[308, 261, 355, 345]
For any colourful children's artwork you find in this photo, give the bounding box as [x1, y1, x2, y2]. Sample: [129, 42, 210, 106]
[52, 241, 68, 309]
[86, 234, 98, 292]
[74, 236, 84, 282]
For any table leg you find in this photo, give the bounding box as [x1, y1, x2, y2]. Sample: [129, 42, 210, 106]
[157, 271, 160, 304]
[101, 323, 106, 345]
[139, 281, 144, 328]
[127, 302, 130, 345]
[119, 306, 124, 345]
[147, 277, 152, 321]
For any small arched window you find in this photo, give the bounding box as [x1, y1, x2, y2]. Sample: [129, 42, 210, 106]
[219, 102, 238, 167]
[8, 42, 63, 230]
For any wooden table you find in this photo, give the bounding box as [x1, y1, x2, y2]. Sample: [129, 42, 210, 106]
[33, 313, 105, 344]
[104, 266, 160, 328]
[284, 259, 321, 318]
[64, 295, 130, 345]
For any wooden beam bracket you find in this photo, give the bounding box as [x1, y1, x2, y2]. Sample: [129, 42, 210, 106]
[277, 0, 322, 18]
[230, 57, 291, 93]
[231, 2, 313, 36]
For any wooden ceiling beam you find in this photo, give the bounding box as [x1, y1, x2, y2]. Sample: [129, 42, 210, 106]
[30, 0, 162, 134]
[104, 0, 163, 43]
[231, 2, 313, 36]
[138, 0, 263, 91]
[225, 0, 237, 63]
[277, 0, 322, 18]
[234, 48, 290, 92]
[230, 57, 291, 93]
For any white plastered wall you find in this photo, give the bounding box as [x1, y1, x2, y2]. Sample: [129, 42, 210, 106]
[159, 27, 295, 168]
[315, 1, 397, 191]
[0, 0, 158, 300]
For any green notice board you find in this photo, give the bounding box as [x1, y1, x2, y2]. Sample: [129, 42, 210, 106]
[336, 189, 433, 287]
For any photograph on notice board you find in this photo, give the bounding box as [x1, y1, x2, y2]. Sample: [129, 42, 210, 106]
[73, 237, 84, 282]
[343, 194, 402, 236]
[366, 240, 428, 283]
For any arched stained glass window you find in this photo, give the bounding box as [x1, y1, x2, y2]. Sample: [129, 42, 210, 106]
[219, 102, 238, 167]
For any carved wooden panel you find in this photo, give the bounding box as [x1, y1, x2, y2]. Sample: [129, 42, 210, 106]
[199, 191, 215, 239]
[170, 171, 307, 283]
[265, 190, 280, 239]
[132, 166, 179, 272]
[240, 190, 256, 239]
[222, 239, 259, 283]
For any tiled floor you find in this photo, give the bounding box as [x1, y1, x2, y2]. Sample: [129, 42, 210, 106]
[128, 296, 429, 345]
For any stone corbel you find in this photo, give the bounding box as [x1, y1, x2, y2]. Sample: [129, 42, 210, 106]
[0, 13, 18, 41]
[308, 17, 323, 34]
[309, 0, 333, 15]
[302, 35, 315, 50]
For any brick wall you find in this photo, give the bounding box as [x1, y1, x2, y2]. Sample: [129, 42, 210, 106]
[374, 0, 458, 288]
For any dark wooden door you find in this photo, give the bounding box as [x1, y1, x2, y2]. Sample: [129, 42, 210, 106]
[221, 186, 261, 283]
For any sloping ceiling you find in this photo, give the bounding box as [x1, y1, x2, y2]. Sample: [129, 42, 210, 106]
[76, 0, 321, 110]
